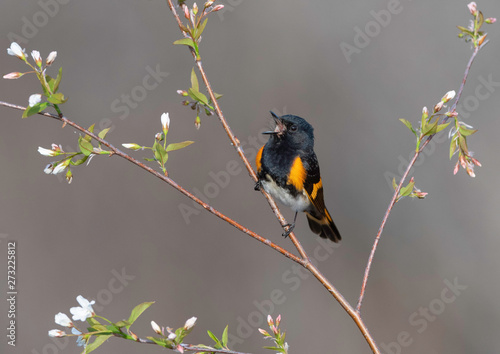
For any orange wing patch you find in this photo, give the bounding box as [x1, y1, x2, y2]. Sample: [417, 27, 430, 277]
[287, 156, 307, 191]
[256, 146, 264, 173]
[310, 179, 323, 200]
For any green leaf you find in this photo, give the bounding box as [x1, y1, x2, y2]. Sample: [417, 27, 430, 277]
[221, 325, 228, 347]
[191, 67, 199, 92]
[457, 26, 474, 36]
[98, 128, 111, 139]
[78, 136, 94, 156]
[127, 302, 154, 328]
[147, 336, 170, 348]
[144, 157, 156, 162]
[71, 154, 88, 166]
[47, 92, 68, 104]
[166, 141, 194, 152]
[435, 122, 450, 134]
[213, 92, 223, 100]
[22, 102, 49, 118]
[83, 334, 112, 354]
[207, 330, 222, 346]
[477, 11, 484, 30]
[114, 320, 130, 328]
[458, 126, 477, 136]
[188, 87, 209, 106]
[153, 142, 168, 166]
[421, 119, 438, 136]
[54, 67, 63, 92]
[399, 119, 416, 136]
[457, 136, 469, 154]
[392, 178, 397, 190]
[399, 180, 415, 197]
[173, 38, 196, 49]
[194, 18, 208, 40]
[449, 140, 457, 160]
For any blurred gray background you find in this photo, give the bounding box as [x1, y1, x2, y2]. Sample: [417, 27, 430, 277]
[1, 0, 499, 353]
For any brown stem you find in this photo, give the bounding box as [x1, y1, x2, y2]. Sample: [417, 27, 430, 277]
[0, 101, 303, 265]
[356, 44, 482, 313]
[164, 1, 380, 352]
[165, 0, 310, 261]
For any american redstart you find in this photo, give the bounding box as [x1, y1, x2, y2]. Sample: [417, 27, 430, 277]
[255, 112, 341, 242]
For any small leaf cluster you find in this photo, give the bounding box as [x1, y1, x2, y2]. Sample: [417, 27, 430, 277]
[122, 113, 194, 175]
[449, 118, 481, 177]
[173, 1, 224, 60]
[399, 90, 454, 153]
[40, 124, 112, 183]
[258, 315, 289, 354]
[458, 2, 496, 48]
[203, 325, 230, 352]
[3, 42, 67, 118]
[392, 177, 428, 202]
[178, 68, 222, 129]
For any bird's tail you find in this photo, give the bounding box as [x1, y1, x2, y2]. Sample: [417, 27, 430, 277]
[305, 208, 341, 243]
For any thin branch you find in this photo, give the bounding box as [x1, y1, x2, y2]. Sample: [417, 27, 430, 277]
[165, 0, 309, 262]
[0, 100, 303, 266]
[164, 2, 380, 353]
[356, 44, 482, 313]
[123, 334, 251, 354]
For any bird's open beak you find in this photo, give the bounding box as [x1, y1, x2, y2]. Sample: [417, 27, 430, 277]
[262, 113, 284, 135]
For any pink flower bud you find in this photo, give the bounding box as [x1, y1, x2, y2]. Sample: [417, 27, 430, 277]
[467, 2, 477, 16]
[3, 72, 24, 79]
[485, 17, 497, 24]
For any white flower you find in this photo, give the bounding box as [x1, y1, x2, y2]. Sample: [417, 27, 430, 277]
[28, 94, 42, 107]
[44, 163, 55, 174]
[72, 328, 86, 347]
[167, 332, 177, 340]
[70, 295, 95, 322]
[151, 321, 162, 334]
[46, 51, 57, 66]
[55, 312, 73, 327]
[161, 112, 170, 130]
[31, 50, 42, 66]
[52, 162, 67, 175]
[183, 316, 197, 330]
[38, 146, 57, 156]
[48, 329, 66, 337]
[7, 42, 26, 60]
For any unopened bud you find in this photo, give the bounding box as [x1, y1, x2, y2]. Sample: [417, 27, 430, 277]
[211, 4, 224, 12]
[204, 0, 214, 8]
[192, 2, 198, 15]
[46, 51, 57, 66]
[441, 90, 456, 103]
[3, 72, 24, 79]
[151, 321, 162, 335]
[433, 101, 444, 113]
[183, 4, 190, 19]
[467, 2, 477, 16]
[485, 17, 497, 24]
[177, 90, 188, 96]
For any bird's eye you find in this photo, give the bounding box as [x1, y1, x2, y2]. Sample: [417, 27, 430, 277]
[289, 124, 298, 132]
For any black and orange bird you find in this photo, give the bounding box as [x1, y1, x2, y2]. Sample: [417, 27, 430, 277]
[255, 112, 341, 242]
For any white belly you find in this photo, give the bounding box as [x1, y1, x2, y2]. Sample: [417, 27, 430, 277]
[261, 178, 310, 212]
